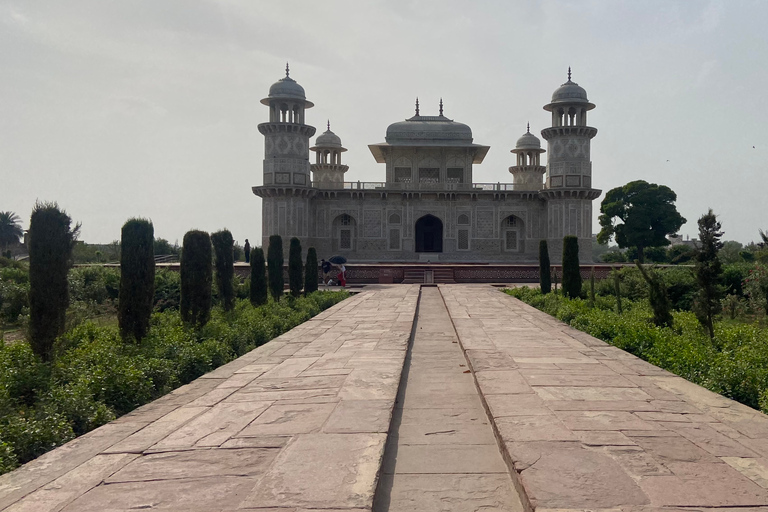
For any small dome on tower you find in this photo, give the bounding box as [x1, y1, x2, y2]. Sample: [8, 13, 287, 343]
[260, 63, 314, 107]
[515, 126, 541, 150]
[543, 68, 595, 111]
[315, 127, 342, 148]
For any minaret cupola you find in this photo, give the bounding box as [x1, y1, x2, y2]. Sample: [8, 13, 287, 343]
[261, 63, 314, 124]
[509, 124, 546, 191]
[310, 121, 349, 188]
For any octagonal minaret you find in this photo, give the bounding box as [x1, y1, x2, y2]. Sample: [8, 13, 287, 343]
[509, 124, 546, 191]
[310, 121, 348, 189]
[253, 64, 316, 248]
[540, 68, 601, 260]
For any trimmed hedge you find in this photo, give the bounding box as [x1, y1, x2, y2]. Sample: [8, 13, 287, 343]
[211, 230, 235, 312]
[267, 235, 284, 302]
[288, 237, 303, 298]
[180, 230, 212, 327]
[118, 219, 155, 341]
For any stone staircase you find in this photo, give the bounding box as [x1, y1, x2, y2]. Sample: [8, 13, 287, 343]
[402, 267, 455, 284]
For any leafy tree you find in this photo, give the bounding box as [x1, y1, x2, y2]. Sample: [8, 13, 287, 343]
[601, 250, 626, 263]
[304, 247, 318, 295]
[0, 212, 23, 253]
[211, 229, 235, 312]
[180, 230, 212, 327]
[153, 238, 179, 256]
[267, 235, 284, 302]
[539, 240, 551, 294]
[693, 209, 724, 339]
[635, 262, 673, 328]
[118, 219, 155, 342]
[288, 237, 303, 298]
[561, 236, 582, 299]
[667, 244, 696, 264]
[28, 202, 79, 361]
[249, 247, 267, 306]
[597, 180, 686, 263]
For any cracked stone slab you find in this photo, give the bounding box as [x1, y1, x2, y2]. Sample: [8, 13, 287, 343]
[383, 444, 507, 474]
[237, 402, 336, 436]
[105, 447, 279, 483]
[241, 433, 386, 509]
[322, 400, 393, 433]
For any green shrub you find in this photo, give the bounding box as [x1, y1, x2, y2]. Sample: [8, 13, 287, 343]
[636, 262, 673, 328]
[154, 269, 181, 312]
[0, 441, 18, 474]
[562, 236, 581, 299]
[0, 342, 50, 407]
[211, 229, 235, 312]
[28, 202, 79, 361]
[267, 235, 284, 302]
[304, 247, 318, 295]
[288, 238, 303, 298]
[119, 219, 155, 342]
[0, 279, 29, 324]
[250, 248, 268, 306]
[539, 240, 551, 294]
[40, 382, 115, 435]
[180, 230, 212, 327]
[1, 408, 74, 464]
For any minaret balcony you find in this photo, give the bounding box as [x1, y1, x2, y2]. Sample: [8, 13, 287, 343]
[258, 123, 316, 137]
[541, 126, 597, 140]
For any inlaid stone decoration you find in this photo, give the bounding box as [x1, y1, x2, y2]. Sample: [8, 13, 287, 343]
[253, 65, 601, 263]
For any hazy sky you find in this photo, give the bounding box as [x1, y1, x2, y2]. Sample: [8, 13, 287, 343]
[1, 0, 766, 246]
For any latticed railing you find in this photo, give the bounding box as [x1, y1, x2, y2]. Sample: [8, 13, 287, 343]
[313, 181, 522, 191]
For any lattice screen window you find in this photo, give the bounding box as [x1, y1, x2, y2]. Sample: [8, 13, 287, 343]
[458, 229, 469, 250]
[340, 214, 352, 226]
[447, 168, 464, 183]
[388, 228, 401, 250]
[504, 216, 517, 227]
[394, 167, 411, 183]
[457, 214, 470, 225]
[505, 230, 518, 251]
[340, 229, 352, 250]
[418, 168, 439, 183]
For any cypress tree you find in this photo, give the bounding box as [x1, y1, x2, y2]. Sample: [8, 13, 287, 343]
[250, 247, 267, 306]
[693, 209, 724, 339]
[614, 270, 623, 314]
[180, 230, 212, 327]
[267, 235, 284, 302]
[304, 247, 318, 295]
[118, 218, 155, 342]
[539, 240, 551, 294]
[589, 267, 596, 306]
[562, 236, 582, 299]
[211, 229, 235, 312]
[28, 202, 79, 361]
[288, 237, 303, 298]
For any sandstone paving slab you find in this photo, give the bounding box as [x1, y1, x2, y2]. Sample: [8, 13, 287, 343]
[630, 435, 721, 463]
[242, 374, 347, 392]
[3, 453, 137, 512]
[237, 402, 336, 436]
[640, 462, 768, 506]
[382, 444, 507, 474]
[554, 410, 663, 431]
[338, 368, 401, 401]
[485, 393, 554, 417]
[397, 392, 485, 410]
[495, 414, 577, 442]
[523, 372, 637, 388]
[475, 369, 534, 394]
[323, 399, 394, 433]
[722, 457, 768, 489]
[374, 473, 523, 512]
[391, 422, 497, 445]
[241, 433, 386, 510]
[574, 430, 638, 446]
[219, 436, 290, 449]
[535, 385, 654, 401]
[60, 476, 259, 512]
[260, 356, 319, 378]
[299, 367, 354, 377]
[106, 447, 279, 483]
[597, 445, 673, 477]
[102, 406, 209, 454]
[148, 401, 273, 450]
[546, 399, 659, 412]
[661, 421, 760, 457]
[223, 387, 339, 403]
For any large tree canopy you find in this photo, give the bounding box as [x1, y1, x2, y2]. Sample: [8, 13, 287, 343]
[597, 180, 686, 263]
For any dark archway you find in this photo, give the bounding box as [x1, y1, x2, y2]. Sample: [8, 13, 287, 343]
[415, 215, 443, 253]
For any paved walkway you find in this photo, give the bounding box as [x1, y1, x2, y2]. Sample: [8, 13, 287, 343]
[2, 284, 768, 511]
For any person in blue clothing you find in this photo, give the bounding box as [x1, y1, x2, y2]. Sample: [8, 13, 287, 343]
[321, 259, 332, 287]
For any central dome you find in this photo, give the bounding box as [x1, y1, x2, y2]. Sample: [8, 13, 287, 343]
[385, 115, 473, 145]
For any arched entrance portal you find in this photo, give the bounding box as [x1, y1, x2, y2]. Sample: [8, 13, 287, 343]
[415, 215, 443, 253]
